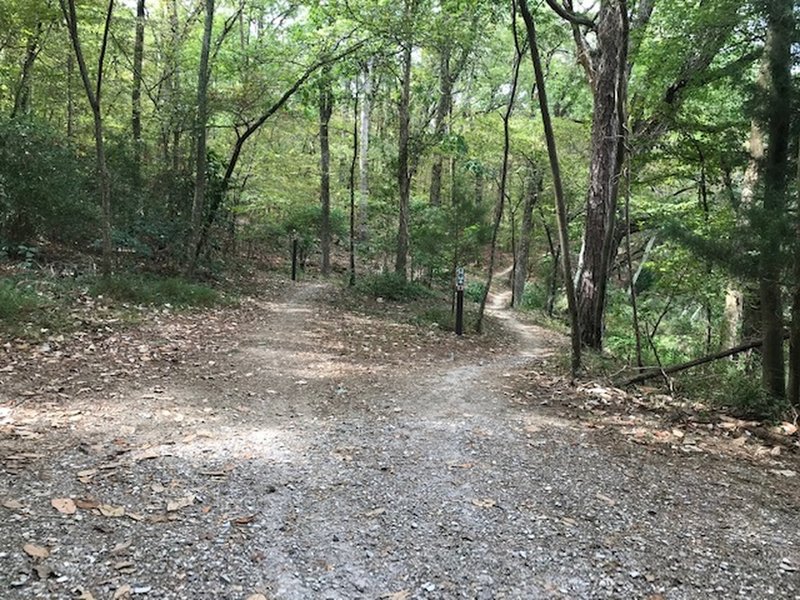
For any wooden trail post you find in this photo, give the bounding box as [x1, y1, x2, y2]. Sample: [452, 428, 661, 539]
[455, 267, 465, 336]
[291, 238, 298, 281]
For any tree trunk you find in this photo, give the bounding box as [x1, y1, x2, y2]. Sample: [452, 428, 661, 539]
[67, 54, 74, 138]
[349, 94, 359, 287]
[132, 0, 146, 187]
[186, 0, 214, 276]
[319, 68, 333, 275]
[512, 168, 539, 307]
[395, 41, 412, 279]
[358, 60, 372, 242]
[11, 23, 42, 119]
[573, 0, 626, 351]
[519, 0, 581, 375]
[789, 140, 800, 408]
[59, 0, 115, 275]
[429, 43, 452, 206]
[758, 0, 792, 399]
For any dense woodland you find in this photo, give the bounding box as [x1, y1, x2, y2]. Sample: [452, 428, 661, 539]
[0, 0, 798, 416]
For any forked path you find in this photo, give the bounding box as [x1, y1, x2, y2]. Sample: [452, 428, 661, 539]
[1, 280, 799, 599]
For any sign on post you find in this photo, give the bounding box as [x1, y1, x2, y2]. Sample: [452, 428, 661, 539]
[455, 267, 465, 336]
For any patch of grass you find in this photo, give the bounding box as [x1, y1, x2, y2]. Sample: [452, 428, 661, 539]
[0, 279, 46, 321]
[90, 274, 225, 307]
[354, 272, 433, 303]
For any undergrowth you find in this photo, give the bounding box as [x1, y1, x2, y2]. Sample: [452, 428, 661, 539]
[90, 274, 225, 307]
[354, 272, 433, 302]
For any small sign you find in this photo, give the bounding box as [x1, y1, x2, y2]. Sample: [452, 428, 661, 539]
[456, 267, 465, 291]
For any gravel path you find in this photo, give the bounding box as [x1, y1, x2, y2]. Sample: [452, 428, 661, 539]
[1, 280, 799, 599]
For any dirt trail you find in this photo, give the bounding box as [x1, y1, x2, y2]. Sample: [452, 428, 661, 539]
[1, 279, 799, 599]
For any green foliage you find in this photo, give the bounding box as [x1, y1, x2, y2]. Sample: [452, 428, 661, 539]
[464, 280, 485, 303]
[354, 272, 433, 302]
[0, 119, 95, 248]
[0, 279, 44, 322]
[90, 275, 224, 307]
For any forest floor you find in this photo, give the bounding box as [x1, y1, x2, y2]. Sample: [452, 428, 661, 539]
[1, 271, 799, 599]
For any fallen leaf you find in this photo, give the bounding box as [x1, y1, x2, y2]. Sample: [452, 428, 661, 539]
[33, 564, 54, 579]
[75, 498, 100, 510]
[776, 422, 798, 436]
[75, 589, 96, 600]
[246, 595, 268, 600]
[76, 468, 97, 483]
[595, 493, 616, 507]
[166, 495, 195, 512]
[23, 543, 49, 559]
[381, 591, 410, 600]
[111, 540, 132, 556]
[113, 584, 132, 599]
[471, 498, 496, 509]
[51, 498, 77, 515]
[561, 517, 578, 527]
[98, 504, 125, 517]
[770, 469, 797, 478]
[3, 498, 24, 510]
[447, 462, 474, 469]
[233, 514, 257, 525]
[364, 507, 386, 517]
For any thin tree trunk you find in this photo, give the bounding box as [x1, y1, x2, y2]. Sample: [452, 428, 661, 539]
[186, 0, 214, 276]
[429, 43, 451, 206]
[789, 139, 800, 408]
[395, 41, 412, 279]
[349, 93, 359, 287]
[319, 68, 333, 275]
[623, 159, 643, 367]
[358, 60, 372, 242]
[512, 168, 539, 307]
[519, 0, 581, 376]
[11, 22, 42, 119]
[132, 0, 146, 187]
[67, 54, 74, 138]
[476, 1, 523, 333]
[59, 0, 115, 275]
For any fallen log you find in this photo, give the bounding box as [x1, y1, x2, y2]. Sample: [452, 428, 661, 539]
[621, 332, 790, 387]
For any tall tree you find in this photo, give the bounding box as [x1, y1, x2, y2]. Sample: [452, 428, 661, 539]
[512, 166, 540, 308]
[59, 0, 115, 274]
[476, 0, 524, 332]
[757, 0, 793, 399]
[395, 32, 413, 278]
[132, 0, 146, 187]
[358, 59, 372, 241]
[186, 0, 214, 276]
[519, 0, 582, 375]
[319, 67, 333, 275]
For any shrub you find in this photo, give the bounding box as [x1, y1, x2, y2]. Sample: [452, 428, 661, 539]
[0, 280, 44, 322]
[354, 272, 432, 302]
[90, 275, 223, 307]
[465, 280, 485, 303]
[0, 119, 96, 248]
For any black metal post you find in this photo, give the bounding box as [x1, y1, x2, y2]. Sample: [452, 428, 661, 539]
[455, 288, 464, 336]
[291, 238, 298, 281]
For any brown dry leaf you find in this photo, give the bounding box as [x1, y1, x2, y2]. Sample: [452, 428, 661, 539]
[448, 462, 474, 469]
[23, 543, 50, 559]
[364, 507, 386, 517]
[381, 591, 410, 600]
[76, 468, 97, 483]
[126, 512, 145, 522]
[776, 422, 798, 436]
[166, 495, 195, 512]
[246, 595, 268, 600]
[471, 498, 496, 509]
[3, 498, 24, 510]
[595, 493, 616, 507]
[75, 589, 96, 600]
[111, 540, 132, 556]
[51, 497, 77, 515]
[233, 514, 257, 525]
[770, 469, 797, 478]
[113, 584, 132, 599]
[98, 504, 126, 518]
[75, 498, 100, 510]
